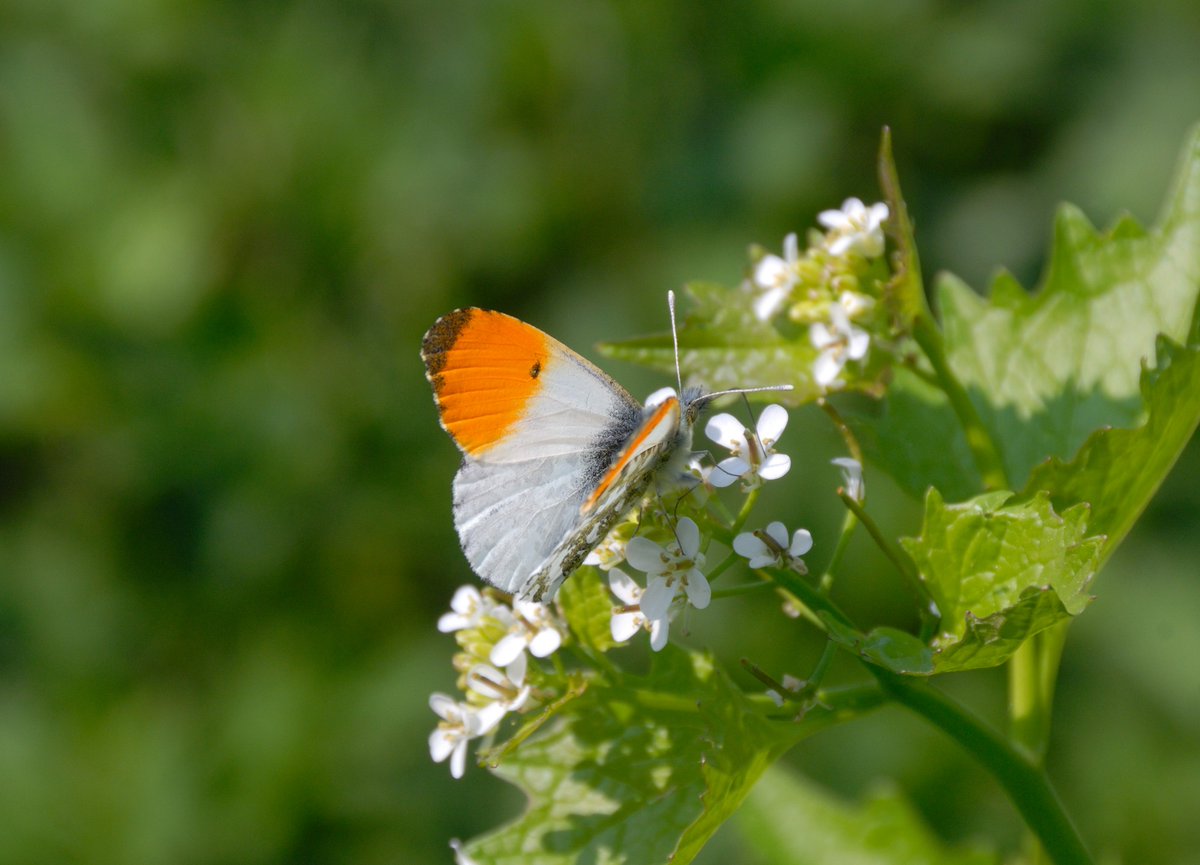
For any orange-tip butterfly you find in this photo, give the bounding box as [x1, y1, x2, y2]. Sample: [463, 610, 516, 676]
[421, 292, 789, 601]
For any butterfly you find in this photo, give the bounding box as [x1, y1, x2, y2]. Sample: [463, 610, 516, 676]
[421, 293, 788, 601]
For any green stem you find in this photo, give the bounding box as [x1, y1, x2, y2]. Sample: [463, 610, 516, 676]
[911, 313, 1009, 491]
[1009, 621, 1071, 863]
[873, 668, 1092, 865]
[730, 487, 760, 535]
[758, 565, 1091, 865]
[819, 509, 858, 595]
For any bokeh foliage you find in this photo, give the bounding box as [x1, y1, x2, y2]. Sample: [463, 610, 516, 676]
[1, 1, 1199, 863]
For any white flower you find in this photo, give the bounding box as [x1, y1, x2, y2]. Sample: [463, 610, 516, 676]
[608, 568, 669, 651]
[429, 693, 505, 779]
[705, 404, 791, 489]
[466, 659, 531, 712]
[832, 456, 865, 503]
[625, 517, 710, 622]
[489, 599, 564, 667]
[751, 232, 800, 321]
[837, 289, 875, 319]
[818, 198, 889, 259]
[810, 303, 870, 388]
[733, 521, 813, 571]
[438, 585, 507, 633]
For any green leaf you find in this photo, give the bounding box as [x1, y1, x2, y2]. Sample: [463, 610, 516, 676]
[735, 764, 1000, 865]
[860, 124, 1200, 501]
[600, 282, 825, 405]
[877, 127, 927, 331]
[556, 566, 616, 653]
[460, 648, 881, 865]
[1022, 334, 1200, 564]
[899, 490, 1100, 673]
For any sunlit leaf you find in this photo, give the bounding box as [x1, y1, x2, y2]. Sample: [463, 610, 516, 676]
[833, 490, 1102, 675]
[860, 124, 1200, 501]
[1022, 334, 1200, 564]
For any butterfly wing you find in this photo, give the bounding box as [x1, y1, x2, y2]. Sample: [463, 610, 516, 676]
[422, 308, 682, 600]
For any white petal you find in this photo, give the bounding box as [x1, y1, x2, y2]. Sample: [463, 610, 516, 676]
[828, 303, 851, 332]
[449, 739, 468, 779]
[764, 521, 790, 548]
[789, 528, 814, 556]
[608, 568, 641, 605]
[489, 633, 527, 668]
[675, 517, 700, 558]
[767, 689, 784, 707]
[749, 553, 778, 569]
[783, 232, 799, 263]
[756, 404, 788, 444]
[508, 685, 531, 712]
[429, 693, 458, 721]
[529, 627, 562, 658]
[809, 322, 837, 349]
[684, 571, 711, 609]
[625, 537, 667, 574]
[842, 197, 865, 215]
[758, 453, 791, 480]
[437, 612, 470, 633]
[832, 457, 864, 501]
[705, 413, 745, 449]
[754, 254, 789, 289]
[641, 576, 676, 621]
[649, 616, 669, 651]
[838, 290, 874, 318]
[467, 664, 507, 700]
[733, 532, 769, 560]
[472, 702, 507, 736]
[869, 202, 889, 223]
[753, 286, 789, 322]
[710, 456, 749, 487]
[611, 611, 642, 643]
[813, 351, 844, 387]
[429, 728, 456, 763]
[818, 208, 851, 231]
[826, 234, 853, 257]
[506, 651, 527, 687]
[847, 329, 870, 360]
[450, 585, 481, 614]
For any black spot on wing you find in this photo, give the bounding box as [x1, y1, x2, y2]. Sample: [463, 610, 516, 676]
[530, 360, 542, 379]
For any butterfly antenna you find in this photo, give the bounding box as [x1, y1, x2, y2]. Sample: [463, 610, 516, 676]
[668, 290, 684, 397]
[703, 383, 794, 400]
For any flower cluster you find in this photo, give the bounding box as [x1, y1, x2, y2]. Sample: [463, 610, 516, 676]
[747, 197, 890, 391]
[429, 586, 565, 778]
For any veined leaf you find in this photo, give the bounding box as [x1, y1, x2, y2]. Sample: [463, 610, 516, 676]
[459, 647, 880, 865]
[600, 282, 825, 404]
[735, 764, 999, 865]
[1022, 334, 1200, 564]
[599, 282, 886, 405]
[832, 491, 1102, 675]
[862, 124, 1200, 507]
[556, 566, 616, 654]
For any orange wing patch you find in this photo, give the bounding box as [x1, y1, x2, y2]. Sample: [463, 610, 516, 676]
[422, 309, 548, 456]
[581, 396, 679, 513]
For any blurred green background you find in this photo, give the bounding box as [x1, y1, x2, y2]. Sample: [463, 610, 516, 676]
[1, 1, 1199, 863]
